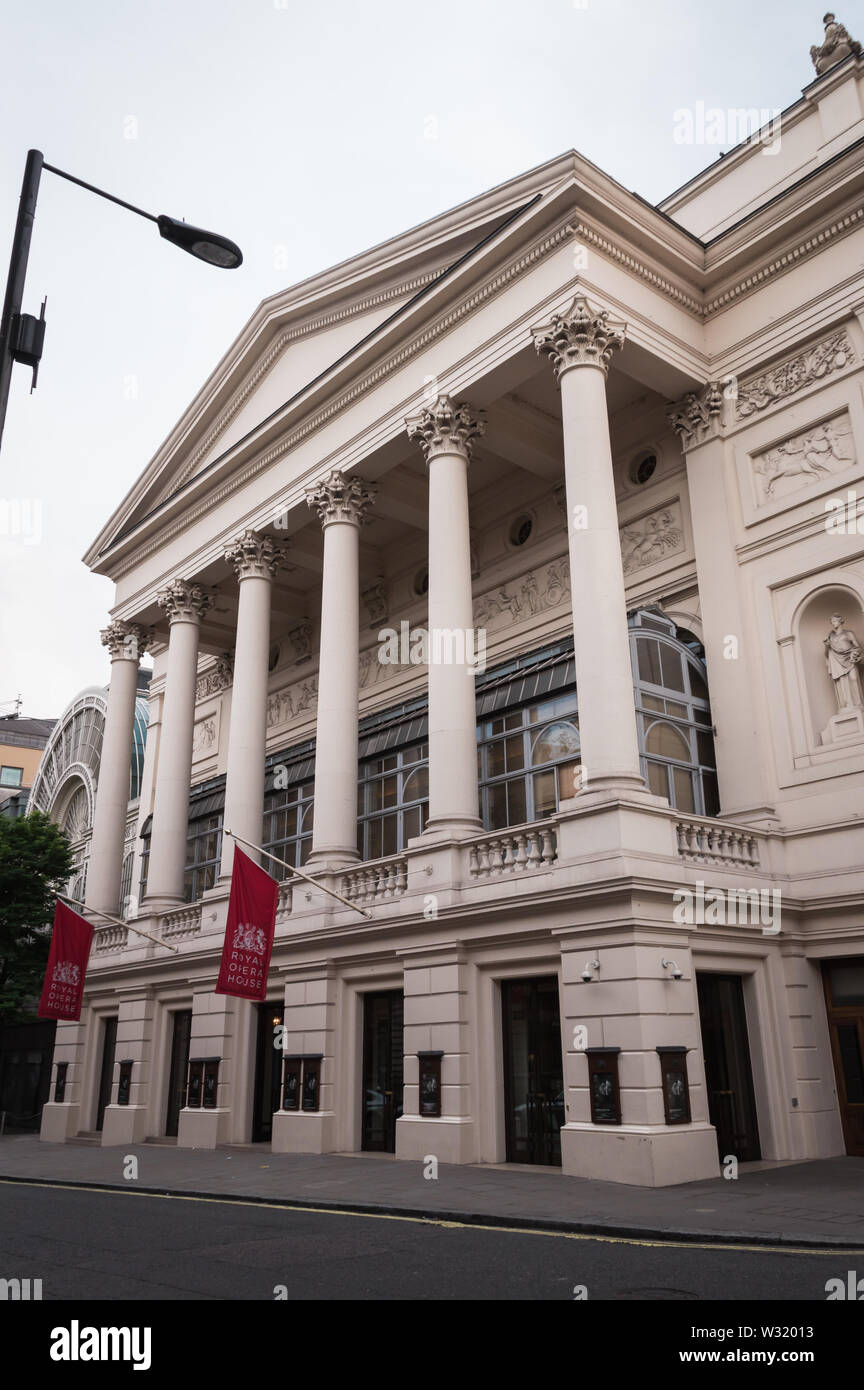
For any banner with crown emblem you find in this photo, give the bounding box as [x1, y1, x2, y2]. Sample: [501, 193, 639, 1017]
[37, 900, 94, 1021]
[215, 847, 279, 1001]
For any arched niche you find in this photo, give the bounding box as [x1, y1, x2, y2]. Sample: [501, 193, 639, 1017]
[794, 585, 864, 746]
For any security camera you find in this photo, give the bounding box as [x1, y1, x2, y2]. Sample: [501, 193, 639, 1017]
[670, 965, 682, 980]
[581, 967, 594, 983]
[661, 957, 682, 980]
[581, 958, 600, 983]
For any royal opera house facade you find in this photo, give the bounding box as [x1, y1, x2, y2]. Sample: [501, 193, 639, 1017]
[38, 27, 864, 1186]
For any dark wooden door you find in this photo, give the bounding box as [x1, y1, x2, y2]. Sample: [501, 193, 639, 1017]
[502, 977, 565, 1166]
[252, 1004, 284, 1143]
[95, 1016, 117, 1132]
[165, 1009, 192, 1137]
[362, 991, 404, 1152]
[697, 973, 761, 1162]
[823, 960, 864, 1157]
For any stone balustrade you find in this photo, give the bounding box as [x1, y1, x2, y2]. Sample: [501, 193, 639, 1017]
[276, 880, 293, 924]
[92, 924, 128, 954]
[675, 817, 761, 869]
[340, 857, 408, 905]
[161, 904, 202, 941]
[467, 823, 558, 878]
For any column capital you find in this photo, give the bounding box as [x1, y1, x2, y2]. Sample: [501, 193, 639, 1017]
[100, 620, 153, 662]
[405, 394, 486, 463]
[666, 381, 725, 451]
[305, 469, 376, 527]
[532, 295, 626, 381]
[224, 529, 288, 581]
[156, 579, 217, 625]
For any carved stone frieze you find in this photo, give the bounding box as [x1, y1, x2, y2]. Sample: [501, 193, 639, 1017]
[195, 654, 234, 701]
[735, 332, 854, 418]
[620, 504, 685, 574]
[752, 413, 856, 501]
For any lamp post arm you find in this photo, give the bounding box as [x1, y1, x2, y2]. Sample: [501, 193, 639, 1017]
[0, 148, 43, 454]
[42, 161, 159, 225]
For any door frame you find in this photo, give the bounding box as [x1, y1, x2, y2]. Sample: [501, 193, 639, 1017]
[500, 973, 565, 1167]
[822, 957, 864, 1157]
[696, 970, 762, 1162]
[251, 1001, 285, 1144]
[360, 988, 404, 1154]
[95, 1015, 118, 1132]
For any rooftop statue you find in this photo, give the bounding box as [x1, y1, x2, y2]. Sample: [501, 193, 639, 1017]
[811, 13, 862, 75]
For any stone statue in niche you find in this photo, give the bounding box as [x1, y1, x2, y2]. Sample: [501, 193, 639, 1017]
[824, 613, 864, 710]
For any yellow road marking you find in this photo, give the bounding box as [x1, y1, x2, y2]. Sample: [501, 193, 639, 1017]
[1, 1177, 857, 1257]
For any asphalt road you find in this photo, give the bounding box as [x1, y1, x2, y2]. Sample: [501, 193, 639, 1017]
[0, 1180, 854, 1301]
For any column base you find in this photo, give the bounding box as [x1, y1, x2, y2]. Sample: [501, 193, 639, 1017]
[304, 849, 360, 871]
[560, 1122, 720, 1187]
[176, 1107, 232, 1148]
[415, 816, 483, 845]
[561, 782, 669, 812]
[396, 1115, 477, 1164]
[100, 1105, 149, 1147]
[141, 894, 185, 913]
[271, 1110, 337, 1154]
[39, 1102, 81, 1143]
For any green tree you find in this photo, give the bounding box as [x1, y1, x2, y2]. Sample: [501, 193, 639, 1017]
[0, 811, 75, 1020]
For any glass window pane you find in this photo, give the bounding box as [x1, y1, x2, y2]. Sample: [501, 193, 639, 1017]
[403, 806, 421, 841]
[381, 814, 398, 857]
[701, 770, 719, 817]
[532, 770, 556, 818]
[689, 665, 709, 701]
[504, 712, 523, 731]
[694, 707, 712, 725]
[553, 693, 578, 716]
[646, 760, 669, 800]
[403, 765, 428, 802]
[556, 761, 582, 801]
[487, 782, 508, 830]
[505, 735, 525, 772]
[665, 700, 688, 718]
[660, 644, 685, 692]
[645, 722, 691, 760]
[507, 777, 527, 825]
[828, 965, 864, 1007]
[641, 693, 665, 712]
[697, 731, 716, 768]
[637, 638, 663, 686]
[369, 819, 383, 859]
[487, 740, 506, 777]
[532, 721, 580, 765]
[672, 766, 695, 813]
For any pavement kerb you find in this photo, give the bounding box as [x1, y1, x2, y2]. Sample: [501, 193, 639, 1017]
[3, 1172, 862, 1252]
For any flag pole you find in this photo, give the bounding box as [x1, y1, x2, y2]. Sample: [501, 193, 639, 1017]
[57, 895, 180, 953]
[224, 829, 374, 920]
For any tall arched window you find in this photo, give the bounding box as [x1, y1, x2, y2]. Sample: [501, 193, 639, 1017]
[628, 610, 718, 816]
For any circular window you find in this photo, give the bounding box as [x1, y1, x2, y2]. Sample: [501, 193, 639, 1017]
[630, 453, 657, 485]
[413, 567, 429, 596]
[509, 514, 533, 547]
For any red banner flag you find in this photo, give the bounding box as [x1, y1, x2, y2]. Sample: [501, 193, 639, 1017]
[38, 900, 94, 1021]
[215, 847, 279, 1001]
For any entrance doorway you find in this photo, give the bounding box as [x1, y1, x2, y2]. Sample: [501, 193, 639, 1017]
[165, 1009, 192, 1137]
[823, 959, 864, 1156]
[95, 1016, 117, 1132]
[361, 991, 403, 1152]
[252, 1003, 284, 1143]
[502, 976, 565, 1166]
[697, 973, 761, 1162]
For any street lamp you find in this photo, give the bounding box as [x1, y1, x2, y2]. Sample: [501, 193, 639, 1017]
[0, 148, 243, 454]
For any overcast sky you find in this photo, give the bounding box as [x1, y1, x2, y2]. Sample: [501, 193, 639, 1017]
[0, 0, 831, 717]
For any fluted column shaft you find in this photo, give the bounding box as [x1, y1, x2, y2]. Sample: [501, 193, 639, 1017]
[533, 297, 643, 790]
[306, 471, 375, 867]
[406, 395, 485, 837]
[145, 580, 215, 908]
[85, 621, 151, 915]
[220, 533, 287, 877]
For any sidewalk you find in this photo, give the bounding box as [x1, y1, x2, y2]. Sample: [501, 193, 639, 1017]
[1, 1134, 863, 1248]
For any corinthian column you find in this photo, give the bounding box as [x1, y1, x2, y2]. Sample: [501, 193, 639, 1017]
[220, 531, 288, 878]
[144, 580, 215, 909]
[86, 620, 151, 916]
[533, 296, 644, 792]
[305, 470, 376, 868]
[406, 395, 485, 838]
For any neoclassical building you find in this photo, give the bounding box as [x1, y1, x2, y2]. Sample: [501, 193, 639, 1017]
[40, 26, 864, 1182]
